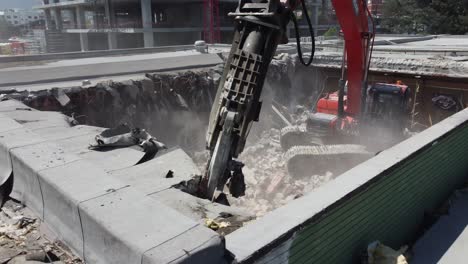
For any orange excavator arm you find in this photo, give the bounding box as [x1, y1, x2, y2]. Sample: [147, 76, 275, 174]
[332, 0, 375, 116]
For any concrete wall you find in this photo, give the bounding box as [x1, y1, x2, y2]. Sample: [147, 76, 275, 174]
[226, 108, 468, 263]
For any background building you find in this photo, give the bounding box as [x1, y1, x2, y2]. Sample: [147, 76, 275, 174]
[1, 8, 44, 26]
[36, 0, 239, 52]
[35, 0, 330, 53]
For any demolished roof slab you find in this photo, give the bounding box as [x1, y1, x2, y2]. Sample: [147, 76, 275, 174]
[0, 100, 228, 264]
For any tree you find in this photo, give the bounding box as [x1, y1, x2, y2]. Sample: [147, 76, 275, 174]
[381, 0, 430, 34]
[427, 0, 468, 34]
[381, 0, 468, 34]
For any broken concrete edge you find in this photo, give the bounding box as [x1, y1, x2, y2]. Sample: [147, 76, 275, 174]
[269, 50, 468, 80]
[313, 35, 437, 47]
[225, 108, 468, 263]
[309, 61, 468, 81]
[309, 55, 468, 80]
[0, 104, 225, 264]
[0, 61, 222, 88]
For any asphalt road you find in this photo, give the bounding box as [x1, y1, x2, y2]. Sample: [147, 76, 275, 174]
[0, 51, 223, 88]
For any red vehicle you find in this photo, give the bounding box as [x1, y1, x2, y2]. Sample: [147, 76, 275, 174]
[8, 37, 26, 55]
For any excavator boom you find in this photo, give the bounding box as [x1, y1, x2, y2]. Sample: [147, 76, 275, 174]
[332, 0, 373, 115]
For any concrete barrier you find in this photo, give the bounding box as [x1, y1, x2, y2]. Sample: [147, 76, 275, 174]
[0, 100, 224, 264]
[226, 108, 468, 263]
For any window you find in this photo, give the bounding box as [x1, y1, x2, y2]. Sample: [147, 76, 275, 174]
[6, 16, 10, 18]
[13, 15, 17, 18]
[14, 21, 18, 24]
[34, 16, 38, 19]
[28, 16, 32, 19]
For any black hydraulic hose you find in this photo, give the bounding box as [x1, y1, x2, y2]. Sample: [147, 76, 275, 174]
[291, 0, 315, 66]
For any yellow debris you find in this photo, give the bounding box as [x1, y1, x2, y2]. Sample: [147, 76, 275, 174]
[205, 219, 230, 231]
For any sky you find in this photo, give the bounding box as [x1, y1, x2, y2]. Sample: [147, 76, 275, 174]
[0, 0, 40, 9]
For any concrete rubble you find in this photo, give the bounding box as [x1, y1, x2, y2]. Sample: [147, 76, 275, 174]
[232, 130, 334, 217]
[0, 200, 82, 264]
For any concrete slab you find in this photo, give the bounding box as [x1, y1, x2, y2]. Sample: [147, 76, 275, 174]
[38, 125, 106, 154]
[109, 148, 200, 195]
[150, 188, 253, 224]
[79, 187, 199, 264]
[21, 119, 71, 130]
[78, 148, 145, 172]
[404, 36, 468, 47]
[38, 159, 129, 257]
[11, 141, 81, 172]
[71, 125, 106, 133]
[2, 110, 70, 129]
[10, 142, 81, 216]
[142, 224, 225, 264]
[0, 127, 47, 190]
[32, 126, 92, 141]
[412, 190, 468, 264]
[29, 125, 145, 172]
[0, 100, 32, 112]
[53, 133, 103, 154]
[0, 117, 22, 133]
[0, 73, 149, 92]
[0, 101, 226, 264]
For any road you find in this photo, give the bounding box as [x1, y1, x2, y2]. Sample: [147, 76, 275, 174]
[0, 51, 223, 88]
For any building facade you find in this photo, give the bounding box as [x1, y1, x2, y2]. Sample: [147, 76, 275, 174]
[1, 8, 44, 26]
[36, 0, 240, 52]
[35, 0, 330, 53]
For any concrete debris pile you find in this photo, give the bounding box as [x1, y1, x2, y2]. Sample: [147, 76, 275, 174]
[0, 200, 82, 264]
[193, 111, 333, 218]
[233, 128, 333, 217]
[312, 51, 468, 78]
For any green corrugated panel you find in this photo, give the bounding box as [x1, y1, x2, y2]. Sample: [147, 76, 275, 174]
[260, 124, 468, 264]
